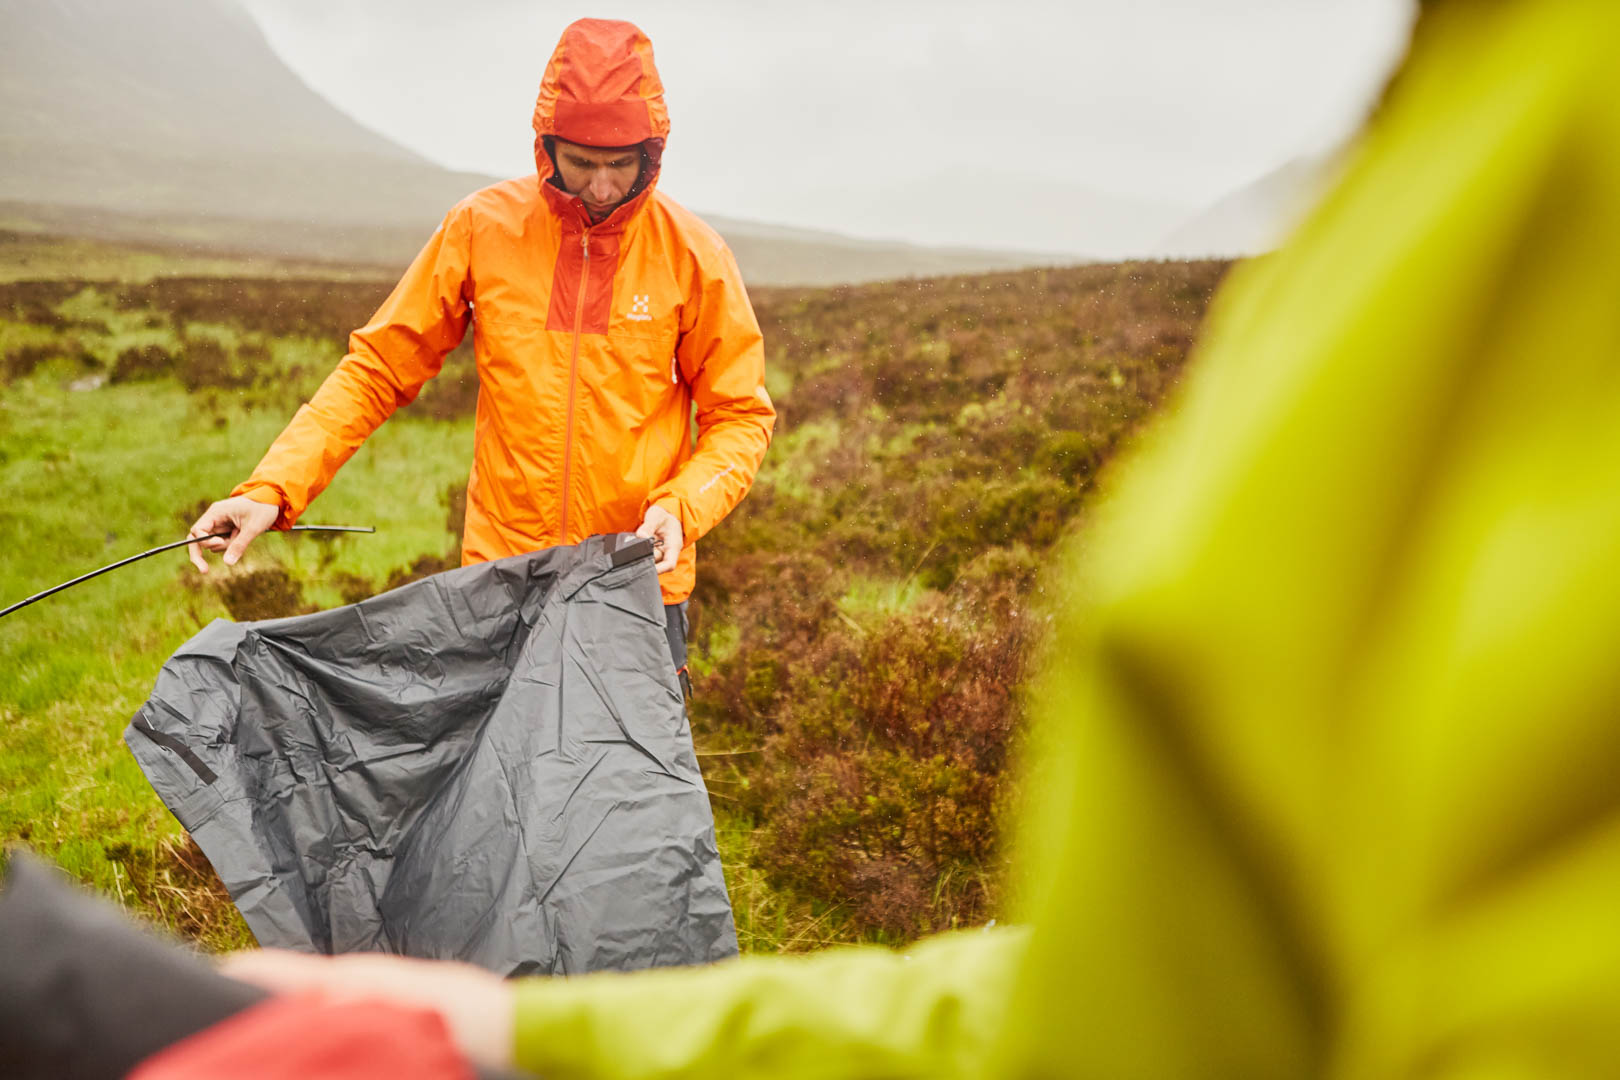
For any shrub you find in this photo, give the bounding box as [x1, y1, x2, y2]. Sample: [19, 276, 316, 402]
[728, 592, 1028, 936]
[4, 344, 58, 382]
[110, 343, 177, 383]
[178, 337, 253, 391]
[210, 566, 315, 622]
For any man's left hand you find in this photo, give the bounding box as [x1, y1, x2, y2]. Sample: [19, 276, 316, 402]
[636, 504, 683, 574]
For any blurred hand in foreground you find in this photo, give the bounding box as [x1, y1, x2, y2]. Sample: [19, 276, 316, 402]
[220, 949, 515, 1071]
[186, 496, 280, 574]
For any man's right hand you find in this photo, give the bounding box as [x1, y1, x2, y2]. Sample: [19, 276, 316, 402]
[186, 496, 281, 574]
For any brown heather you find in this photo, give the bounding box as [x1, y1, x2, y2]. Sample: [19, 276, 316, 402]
[693, 259, 1231, 939]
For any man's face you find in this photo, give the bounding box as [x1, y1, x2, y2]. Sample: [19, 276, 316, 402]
[553, 139, 642, 220]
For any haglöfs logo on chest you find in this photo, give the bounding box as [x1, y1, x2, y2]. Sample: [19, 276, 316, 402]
[627, 294, 653, 322]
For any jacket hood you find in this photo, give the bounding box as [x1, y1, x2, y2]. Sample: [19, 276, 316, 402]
[532, 18, 669, 213]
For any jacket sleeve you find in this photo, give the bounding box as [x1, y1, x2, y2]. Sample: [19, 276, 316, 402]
[231, 204, 474, 525]
[643, 239, 775, 543]
[510, 926, 1024, 1080]
[994, 3, 1620, 1077]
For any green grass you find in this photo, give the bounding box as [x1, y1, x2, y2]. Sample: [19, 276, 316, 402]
[837, 575, 933, 631]
[0, 326, 472, 949]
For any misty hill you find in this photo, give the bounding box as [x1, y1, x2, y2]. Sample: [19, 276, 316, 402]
[702, 215, 1059, 287]
[0, 0, 488, 232]
[0, 0, 1056, 284]
[1156, 154, 1340, 258]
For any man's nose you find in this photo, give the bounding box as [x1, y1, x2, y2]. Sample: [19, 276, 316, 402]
[589, 169, 618, 202]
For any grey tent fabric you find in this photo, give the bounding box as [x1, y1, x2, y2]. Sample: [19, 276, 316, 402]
[125, 534, 738, 976]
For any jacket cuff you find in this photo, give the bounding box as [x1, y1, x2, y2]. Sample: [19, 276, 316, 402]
[230, 484, 294, 531]
[645, 490, 696, 544]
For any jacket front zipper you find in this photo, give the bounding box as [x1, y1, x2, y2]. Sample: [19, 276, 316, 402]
[559, 227, 590, 543]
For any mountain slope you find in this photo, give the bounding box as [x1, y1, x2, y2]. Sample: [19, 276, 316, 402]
[0, 0, 488, 231]
[1155, 154, 1341, 258]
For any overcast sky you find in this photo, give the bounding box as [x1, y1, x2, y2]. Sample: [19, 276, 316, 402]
[237, 0, 1415, 257]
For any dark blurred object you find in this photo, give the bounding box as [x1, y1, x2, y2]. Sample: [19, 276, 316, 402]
[0, 850, 266, 1080]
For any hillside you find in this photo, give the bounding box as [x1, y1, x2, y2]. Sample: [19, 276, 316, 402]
[0, 0, 1062, 284]
[0, 0, 487, 233]
[0, 248, 1231, 947]
[1158, 153, 1340, 257]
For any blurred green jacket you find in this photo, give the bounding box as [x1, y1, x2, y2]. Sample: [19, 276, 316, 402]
[509, 0, 1620, 1076]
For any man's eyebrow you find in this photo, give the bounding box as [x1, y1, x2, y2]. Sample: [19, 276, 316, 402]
[565, 153, 637, 167]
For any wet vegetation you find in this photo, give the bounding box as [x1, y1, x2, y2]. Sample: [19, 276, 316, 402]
[0, 249, 1230, 950]
[695, 262, 1228, 935]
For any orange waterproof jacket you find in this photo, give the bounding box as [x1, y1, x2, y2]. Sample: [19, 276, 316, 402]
[233, 19, 775, 604]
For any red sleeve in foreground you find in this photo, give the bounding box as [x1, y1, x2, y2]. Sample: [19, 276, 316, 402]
[127, 992, 477, 1080]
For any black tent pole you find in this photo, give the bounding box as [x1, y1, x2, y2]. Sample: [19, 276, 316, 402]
[0, 525, 375, 622]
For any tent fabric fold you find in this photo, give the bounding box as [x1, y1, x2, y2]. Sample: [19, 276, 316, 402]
[125, 534, 738, 976]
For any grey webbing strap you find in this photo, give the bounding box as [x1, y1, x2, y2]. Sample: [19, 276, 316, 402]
[132, 715, 218, 785]
[604, 534, 656, 568]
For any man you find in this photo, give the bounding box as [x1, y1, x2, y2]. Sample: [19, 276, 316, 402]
[187, 18, 775, 682]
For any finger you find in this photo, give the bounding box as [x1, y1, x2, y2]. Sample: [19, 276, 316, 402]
[223, 521, 259, 566]
[188, 534, 210, 574]
[634, 519, 656, 539]
[219, 949, 335, 992]
[185, 520, 220, 574]
[659, 518, 681, 571]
